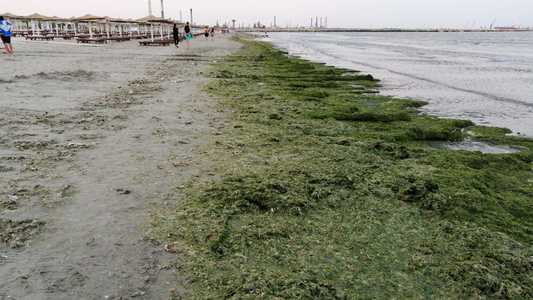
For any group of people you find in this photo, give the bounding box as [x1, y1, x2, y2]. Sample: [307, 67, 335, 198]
[0, 16, 14, 54]
[203, 26, 216, 40]
[171, 22, 218, 48]
[172, 22, 194, 48]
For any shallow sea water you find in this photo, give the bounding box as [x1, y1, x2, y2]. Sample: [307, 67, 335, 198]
[431, 140, 521, 154]
[268, 32, 533, 136]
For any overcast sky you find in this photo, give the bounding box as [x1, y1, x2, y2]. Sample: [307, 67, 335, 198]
[4, 0, 533, 28]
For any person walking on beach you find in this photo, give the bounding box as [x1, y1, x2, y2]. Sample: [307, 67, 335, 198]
[204, 26, 210, 40]
[172, 24, 180, 48]
[210, 27, 216, 40]
[184, 22, 192, 48]
[0, 16, 13, 55]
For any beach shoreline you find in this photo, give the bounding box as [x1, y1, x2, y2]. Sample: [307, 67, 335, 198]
[150, 37, 533, 299]
[265, 31, 533, 137]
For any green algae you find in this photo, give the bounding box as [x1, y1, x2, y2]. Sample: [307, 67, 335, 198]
[152, 38, 533, 299]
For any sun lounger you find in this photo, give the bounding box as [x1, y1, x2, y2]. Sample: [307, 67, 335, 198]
[25, 35, 55, 41]
[77, 38, 107, 44]
[131, 35, 149, 40]
[139, 39, 172, 46]
[106, 36, 131, 42]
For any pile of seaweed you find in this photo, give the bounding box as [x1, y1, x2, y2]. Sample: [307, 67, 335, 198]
[152, 39, 533, 299]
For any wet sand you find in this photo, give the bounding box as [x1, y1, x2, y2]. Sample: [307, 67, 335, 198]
[0, 37, 240, 299]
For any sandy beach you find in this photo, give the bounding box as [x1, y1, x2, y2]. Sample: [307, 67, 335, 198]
[2, 33, 533, 299]
[0, 36, 240, 299]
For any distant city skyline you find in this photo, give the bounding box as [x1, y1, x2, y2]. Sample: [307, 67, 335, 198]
[5, 0, 533, 28]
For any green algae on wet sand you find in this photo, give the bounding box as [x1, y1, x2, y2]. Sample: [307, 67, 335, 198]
[152, 38, 533, 299]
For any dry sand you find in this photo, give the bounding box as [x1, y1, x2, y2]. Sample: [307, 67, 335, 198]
[0, 36, 240, 299]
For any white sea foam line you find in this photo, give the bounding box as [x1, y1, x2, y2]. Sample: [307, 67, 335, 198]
[15, 40, 105, 48]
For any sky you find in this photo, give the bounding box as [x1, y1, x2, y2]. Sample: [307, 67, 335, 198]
[3, 0, 533, 28]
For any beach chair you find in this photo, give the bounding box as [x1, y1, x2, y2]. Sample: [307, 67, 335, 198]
[139, 39, 172, 46]
[77, 37, 107, 44]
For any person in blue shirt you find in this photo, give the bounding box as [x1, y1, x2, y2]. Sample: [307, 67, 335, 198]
[0, 16, 14, 55]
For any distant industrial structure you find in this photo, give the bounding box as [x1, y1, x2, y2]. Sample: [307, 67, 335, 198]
[228, 15, 531, 33]
[310, 16, 328, 29]
[247, 15, 329, 31]
[238, 27, 533, 33]
[237, 24, 532, 33]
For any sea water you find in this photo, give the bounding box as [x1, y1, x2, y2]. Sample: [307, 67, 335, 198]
[268, 32, 533, 136]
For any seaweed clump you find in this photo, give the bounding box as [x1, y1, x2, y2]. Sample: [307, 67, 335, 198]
[0, 219, 45, 248]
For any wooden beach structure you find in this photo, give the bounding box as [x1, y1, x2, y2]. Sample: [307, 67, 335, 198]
[109, 17, 154, 40]
[136, 15, 175, 46]
[0, 12, 212, 45]
[23, 13, 58, 39]
[3, 12, 76, 39]
[72, 14, 108, 43]
[72, 15, 149, 44]
[75, 15, 109, 43]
